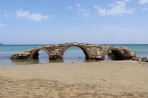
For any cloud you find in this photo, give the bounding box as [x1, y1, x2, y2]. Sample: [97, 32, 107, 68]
[0, 24, 7, 28]
[76, 3, 89, 17]
[15, 10, 49, 21]
[139, 0, 148, 4]
[94, 0, 133, 16]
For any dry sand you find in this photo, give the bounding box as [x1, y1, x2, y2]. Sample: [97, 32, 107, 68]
[0, 61, 148, 98]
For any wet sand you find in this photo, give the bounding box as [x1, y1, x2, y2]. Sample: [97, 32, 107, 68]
[0, 61, 148, 98]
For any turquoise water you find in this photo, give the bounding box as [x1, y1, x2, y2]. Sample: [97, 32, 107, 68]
[0, 45, 38, 66]
[0, 44, 148, 66]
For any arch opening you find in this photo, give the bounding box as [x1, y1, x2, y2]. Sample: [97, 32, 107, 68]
[104, 55, 112, 60]
[32, 50, 49, 63]
[63, 46, 88, 62]
[107, 50, 125, 60]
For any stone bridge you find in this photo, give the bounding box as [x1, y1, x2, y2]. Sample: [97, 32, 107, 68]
[11, 42, 136, 61]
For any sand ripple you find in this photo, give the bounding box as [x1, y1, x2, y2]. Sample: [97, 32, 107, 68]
[0, 76, 148, 98]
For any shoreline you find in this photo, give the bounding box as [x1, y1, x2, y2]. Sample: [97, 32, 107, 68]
[0, 61, 148, 97]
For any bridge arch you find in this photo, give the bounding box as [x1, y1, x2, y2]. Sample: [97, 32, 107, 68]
[62, 45, 89, 60]
[106, 49, 125, 60]
[31, 49, 50, 59]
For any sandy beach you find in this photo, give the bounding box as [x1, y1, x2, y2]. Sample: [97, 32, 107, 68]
[0, 61, 148, 98]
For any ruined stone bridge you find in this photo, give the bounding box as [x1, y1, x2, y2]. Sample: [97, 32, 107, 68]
[11, 42, 136, 61]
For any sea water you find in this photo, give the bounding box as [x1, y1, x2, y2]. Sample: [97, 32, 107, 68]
[0, 44, 148, 66]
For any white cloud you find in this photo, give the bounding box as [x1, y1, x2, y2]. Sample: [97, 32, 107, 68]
[94, 6, 107, 16]
[0, 24, 7, 28]
[94, 0, 133, 16]
[15, 10, 49, 21]
[139, 0, 148, 4]
[76, 3, 89, 17]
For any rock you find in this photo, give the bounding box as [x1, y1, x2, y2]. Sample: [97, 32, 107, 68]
[132, 57, 142, 61]
[141, 57, 148, 62]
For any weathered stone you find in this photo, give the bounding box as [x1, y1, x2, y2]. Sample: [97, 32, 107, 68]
[141, 57, 148, 62]
[10, 42, 136, 61]
[132, 57, 141, 61]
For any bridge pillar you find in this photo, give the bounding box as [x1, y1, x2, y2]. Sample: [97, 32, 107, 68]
[48, 47, 64, 61]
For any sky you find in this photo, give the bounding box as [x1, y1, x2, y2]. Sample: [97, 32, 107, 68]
[0, 0, 148, 44]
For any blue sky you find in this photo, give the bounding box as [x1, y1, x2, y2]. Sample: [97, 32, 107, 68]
[0, 0, 148, 44]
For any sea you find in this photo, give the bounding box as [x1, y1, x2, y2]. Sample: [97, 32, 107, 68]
[0, 44, 148, 66]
